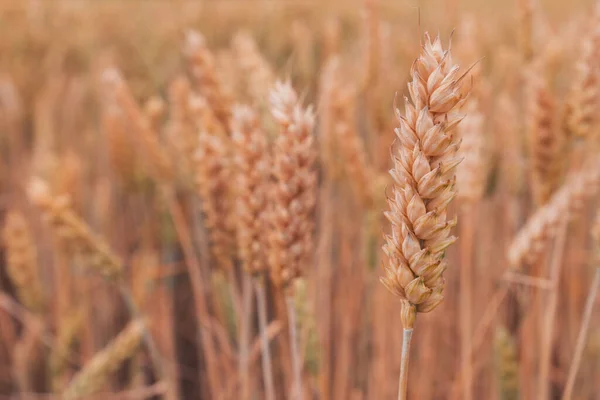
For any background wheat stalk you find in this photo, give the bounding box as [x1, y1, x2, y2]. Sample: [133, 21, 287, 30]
[268, 80, 317, 400]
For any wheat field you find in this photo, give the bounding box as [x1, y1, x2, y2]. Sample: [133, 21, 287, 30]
[0, 0, 599, 399]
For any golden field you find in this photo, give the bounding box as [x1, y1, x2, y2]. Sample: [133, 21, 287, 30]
[0, 0, 599, 399]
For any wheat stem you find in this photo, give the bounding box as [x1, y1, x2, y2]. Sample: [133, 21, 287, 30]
[286, 294, 303, 400]
[239, 273, 253, 400]
[398, 327, 414, 400]
[255, 278, 276, 400]
[460, 206, 476, 400]
[538, 213, 569, 399]
[562, 266, 600, 400]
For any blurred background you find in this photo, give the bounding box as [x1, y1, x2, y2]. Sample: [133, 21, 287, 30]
[0, 0, 599, 399]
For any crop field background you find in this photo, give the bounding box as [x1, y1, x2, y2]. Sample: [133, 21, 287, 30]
[0, 0, 599, 399]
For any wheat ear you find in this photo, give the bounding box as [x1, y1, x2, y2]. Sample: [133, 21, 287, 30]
[381, 32, 470, 400]
[231, 104, 273, 400]
[269, 81, 317, 400]
[526, 62, 563, 206]
[508, 157, 600, 267]
[563, 3, 600, 141]
[2, 211, 44, 313]
[27, 177, 123, 280]
[184, 30, 232, 132]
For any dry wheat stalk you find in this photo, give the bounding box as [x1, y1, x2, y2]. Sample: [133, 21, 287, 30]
[526, 62, 564, 206]
[494, 326, 519, 400]
[563, 3, 600, 141]
[508, 157, 600, 266]
[62, 319, 145, 399]
[268, 81, 316, 400]
[27, 177, 123, 280]
[102, 68, 174, 183]
[231, 104, 274, 400]
[267, 81, 317, 290]
[184, 30, 232, 132]
[561, 211, 600, 400]
[2, 211, 44, 313]
[457, 97, 486, 202]
[381, 32, 470, 400]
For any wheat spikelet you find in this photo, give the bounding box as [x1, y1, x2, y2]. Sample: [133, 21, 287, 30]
[102, 68, 174, 183]
[457, 97, 486, 202]
[231, 105, 270, 275]
[27, 177, 123, 280]
[526, 63, 564, 206]
[62, 319, 145, 399]
[494, 326, 519, 400]
[232, 32, 275, 105]
[268, 81, 317, 290]
[193, 107, 235, 271]
[381, 32, 470, 326]
[508, 157, 600, 266]
[563, 4, 600, 141]
[2, 211, 45, 313]
[184, 30, 232, 131]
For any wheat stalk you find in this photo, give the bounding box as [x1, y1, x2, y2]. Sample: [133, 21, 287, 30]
[562, 212, 600, 399]
[268, 80, 317, 400]
[231, 104, 273, 400]
[381, 32, 470, 400]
